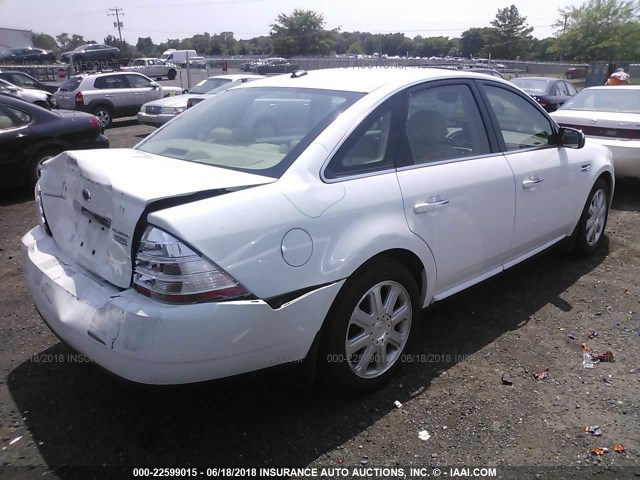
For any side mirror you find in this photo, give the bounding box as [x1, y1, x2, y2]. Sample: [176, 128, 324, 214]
[150, 82, 160, 89]
[551, 126, 585, 149]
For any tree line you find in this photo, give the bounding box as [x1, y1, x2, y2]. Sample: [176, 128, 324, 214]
[32, 0, 640, 62]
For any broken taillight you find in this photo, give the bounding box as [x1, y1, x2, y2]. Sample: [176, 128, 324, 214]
[133, 226, 249, 303]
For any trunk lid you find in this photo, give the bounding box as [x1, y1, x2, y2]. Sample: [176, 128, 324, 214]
[38, 148, 276, 288]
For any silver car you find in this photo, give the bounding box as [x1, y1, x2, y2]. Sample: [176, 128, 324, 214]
[54, 71, 183, 128]
[0, 78, 53, 109]
[137, 74, 265, 127]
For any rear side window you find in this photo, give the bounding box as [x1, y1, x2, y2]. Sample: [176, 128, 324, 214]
[4, 105, 31, 124]
[59, 77, 82, 92]
[404, 84, 490, 164]
[94, 75, 129, 89]
[0, 107, 17, 129]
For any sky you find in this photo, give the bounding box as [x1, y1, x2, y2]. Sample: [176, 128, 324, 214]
[0, 0, 586, 45]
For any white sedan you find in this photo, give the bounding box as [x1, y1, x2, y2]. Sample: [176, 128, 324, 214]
[22, 68, 614, 393]
[137, 74, 265, 127]
[551, 85, 640, 179]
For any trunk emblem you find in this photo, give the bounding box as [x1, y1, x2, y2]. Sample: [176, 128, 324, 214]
[82, 188, 91, 202]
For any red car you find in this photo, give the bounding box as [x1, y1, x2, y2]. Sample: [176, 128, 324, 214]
[565, 66, 587, 79]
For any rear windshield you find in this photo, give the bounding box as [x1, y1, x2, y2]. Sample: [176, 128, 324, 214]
[512, 78, 550, 94]
[561, 89, 640, 113]
[59, 77, 82, 92]
[136, 86, 363, 178]
[189, 78, 231, 94]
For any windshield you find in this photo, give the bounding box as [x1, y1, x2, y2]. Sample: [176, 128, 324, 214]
[512, 79, 550, 94]
[561, 89, 640, 113]
[137, 86, 363, 178]
[189, 78, 232, 94]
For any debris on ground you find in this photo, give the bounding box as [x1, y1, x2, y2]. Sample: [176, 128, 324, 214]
[532, 371, 549, 380]
[587, 330, 600, 339]
[591, 448, 608, 456]
[593, 351, 615, 362]
[410, 387, 425, 397]
[585, 425, 602, 436]
[393, 400, 402, 408]
[8, 436, 22, 446]
[501, 373, 513, 385]
[582, 343, 599, 368]
[418, 430, 431, 441]
[567, 333, 577, 340]
[613, 444, 626, 455]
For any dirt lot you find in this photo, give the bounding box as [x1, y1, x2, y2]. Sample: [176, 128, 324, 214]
[0, 122, 639, 480]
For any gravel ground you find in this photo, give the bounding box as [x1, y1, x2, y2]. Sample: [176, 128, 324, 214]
[0, 121, 639, 480]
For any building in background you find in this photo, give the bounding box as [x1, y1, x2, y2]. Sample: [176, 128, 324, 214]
[0, 27, 32, 48]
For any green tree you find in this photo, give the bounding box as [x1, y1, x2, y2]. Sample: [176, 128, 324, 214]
[56, 33, 88, 50]
[552, 0, 640, 61]
[460, 27, 493, 58]
[136, 37, 156, 56]
[32, 33, 58, 52]
[483, 5, 533, 59]
[270, 9, 335, 55]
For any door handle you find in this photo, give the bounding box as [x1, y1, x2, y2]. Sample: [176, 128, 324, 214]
[522, 177, 544, 189]
[104, 94, 114, 97]
[414, 199, 450, 214]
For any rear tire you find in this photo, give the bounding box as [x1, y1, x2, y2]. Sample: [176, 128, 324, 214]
[320, 260, 420, 394]
[167, 69, 177, 80]
[572, 178, 610, 255]
[92, 105, 113, 129]
[29, 148, 61, 188]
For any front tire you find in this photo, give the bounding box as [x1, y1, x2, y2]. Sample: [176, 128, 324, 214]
[320, 260, 420, 394]
[572, 178, 610, 255]
[167, 69, 177, 80]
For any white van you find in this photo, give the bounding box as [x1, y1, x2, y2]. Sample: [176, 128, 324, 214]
[162, 50, 198, 65]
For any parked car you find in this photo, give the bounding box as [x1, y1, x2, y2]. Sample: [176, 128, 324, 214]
[0, 47, 55, 64]
[0, 94, 108, 188]
[565, 66, 588, 79]
[122, 58, 178, 80]
[474, 58, 506, 69]
[0, 70, 59, 94]
[551, 86, 640, 179]
[138, 74, 265, 127]
[60, 44, 120, 69]
[256, 57, 300, 74]
[23, 68, 613, 392]
[240, 59, 265, 72]
[54, 71, 183, 128]
[0, 78, 54, 109]
[511, 77, 578, 112]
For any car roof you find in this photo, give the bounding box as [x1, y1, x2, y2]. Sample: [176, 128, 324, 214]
[512, 77, 556, 82]
[205, 74, 265, 81]
[240, 67, 508, 93]
[581, 85, 640, 91]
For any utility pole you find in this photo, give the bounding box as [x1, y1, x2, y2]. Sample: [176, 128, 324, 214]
[108, 7, 124, 43]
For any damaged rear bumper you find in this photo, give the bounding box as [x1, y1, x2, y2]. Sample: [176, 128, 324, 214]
[21, 226, 343, 385]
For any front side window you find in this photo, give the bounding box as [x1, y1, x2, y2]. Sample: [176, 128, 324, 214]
[483, 85, 554, 151]
[127, 75, 152, 88]
[137, 87, 363, 178]
[404, 83, 490, 164]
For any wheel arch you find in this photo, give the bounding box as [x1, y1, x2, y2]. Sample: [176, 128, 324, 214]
[86, 99, 115, 112]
